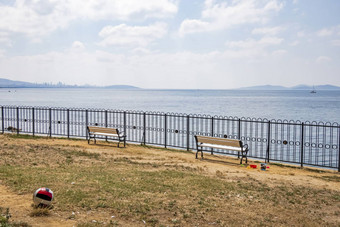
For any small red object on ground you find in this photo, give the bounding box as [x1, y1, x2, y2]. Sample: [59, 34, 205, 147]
[250, 164, 257, 169]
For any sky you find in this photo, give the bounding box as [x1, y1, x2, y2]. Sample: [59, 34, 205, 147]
[0, 0, 339, 89]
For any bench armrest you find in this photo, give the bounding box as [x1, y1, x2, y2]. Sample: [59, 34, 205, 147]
[118, 131, 126, 137]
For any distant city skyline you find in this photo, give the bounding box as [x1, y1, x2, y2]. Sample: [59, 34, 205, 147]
[0, 0, 339, 89]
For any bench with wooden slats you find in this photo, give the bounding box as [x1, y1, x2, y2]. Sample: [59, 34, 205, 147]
[194, 135, 248, 164]
[87, 126, 126, 147]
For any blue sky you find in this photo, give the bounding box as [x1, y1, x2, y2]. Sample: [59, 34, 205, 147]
[0, 0, 339, 89]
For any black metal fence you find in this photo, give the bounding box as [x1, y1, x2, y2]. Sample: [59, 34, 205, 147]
[1, 105, 339, 171]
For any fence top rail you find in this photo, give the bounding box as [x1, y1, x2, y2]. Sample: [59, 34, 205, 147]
[1, 105, 339, 127]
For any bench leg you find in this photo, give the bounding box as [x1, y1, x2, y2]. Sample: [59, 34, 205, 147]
[196, 148, 204, 159]
[88, 135, 92, 144]
[240, 151, 248, 164]
[117, 136, 126, 148]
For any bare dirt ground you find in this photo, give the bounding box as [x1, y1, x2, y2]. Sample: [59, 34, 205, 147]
[0, 134, 339, 226]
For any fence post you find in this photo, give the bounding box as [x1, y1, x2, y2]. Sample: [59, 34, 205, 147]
[300, 123, 305, 168]
[164, 114, 167, 148]
[238, 119, 241, 139]
[32, 107, 35, 136]
[16, 107, 19, 135]
[187, 115, 190, 151]
[49, 108, 52, 137]
[67, 109, 70, 138]
[266, 121, 271, 163]
[124, 111, 127, 147]
[1, 106, 4, 134]
[338, 127, 340, 172]
[143, 112, 146, 145]
[211, 116, 214, 154]
[238, 118, 241, 158]
[85, 110, 88, 140]
[211, 117, 214, 136]
[105, 110, 108, 141]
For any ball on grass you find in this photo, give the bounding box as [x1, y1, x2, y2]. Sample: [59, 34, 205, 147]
[33, 187, 54, 207]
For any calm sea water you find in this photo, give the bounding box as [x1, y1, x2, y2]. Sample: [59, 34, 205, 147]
[1, 88, 340, 123]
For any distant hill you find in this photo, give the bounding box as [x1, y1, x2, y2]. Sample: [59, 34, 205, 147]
[291, 84, 340, 90]
[0, 78, 38, 88]
[238, 85, 288, 90]
[104, 85, 139, 89]
[238, 84, 340, 90]
[0, 78, 140, 89]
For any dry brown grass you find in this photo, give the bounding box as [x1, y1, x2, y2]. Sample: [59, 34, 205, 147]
[0, 133, 339, 226]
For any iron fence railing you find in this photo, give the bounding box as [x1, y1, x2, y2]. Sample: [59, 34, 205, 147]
[1, 105, 339, 171]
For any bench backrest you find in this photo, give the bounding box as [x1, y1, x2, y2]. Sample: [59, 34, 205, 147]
[87, 126, 119, 135]
[195, 135, 242, 147]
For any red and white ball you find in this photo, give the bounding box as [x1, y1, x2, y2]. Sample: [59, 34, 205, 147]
[33, 187, 54, 206]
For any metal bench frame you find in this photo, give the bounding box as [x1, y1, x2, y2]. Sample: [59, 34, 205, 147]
[87, 126, 126, 147]
[194, 135, 248, 164]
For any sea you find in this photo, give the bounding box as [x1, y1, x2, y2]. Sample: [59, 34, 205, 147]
[1, 88, 340, 123]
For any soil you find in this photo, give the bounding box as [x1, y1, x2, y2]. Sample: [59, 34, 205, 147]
[0, 134, 339, 226]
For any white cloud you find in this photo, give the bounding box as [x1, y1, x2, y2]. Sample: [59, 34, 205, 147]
[289, 40, 299, 46]
[0, 0, 178, 38]
[297, 31, 305, 38]
[317, 25, 340, 37]
[179, 20, 210, 36]
[317, 28, 333, 37]
[71, 41, 85, 51]
[0, 31, 12, 46]
[316, 56, 332, 63]
[223, 36, 284, 59]
[252, 26, 285, 35]
[0, 49, 5, 58]
[272, 49, 287, 56]
[98, 23, 168, 47]
[64, 0, 178, 20]
[227, 36, 283, 49]
[179, 0, 283, 36]
[1, 46, 340, 89]
[331, 40, 340, 46]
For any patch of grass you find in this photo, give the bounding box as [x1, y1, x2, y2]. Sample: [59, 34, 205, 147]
[1, 160, 339, 226]
[60, 149, 101, 160]
[7, 134, 43, 140]
[1, 134, 340, 226]
[1, 207, 31, 227]
[319, 175, 340, 182]
[141, 144, 193, 154]
[29, 207, 50, 217]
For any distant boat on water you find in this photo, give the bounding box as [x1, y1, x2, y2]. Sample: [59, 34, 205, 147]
[310, 86, 316, 93]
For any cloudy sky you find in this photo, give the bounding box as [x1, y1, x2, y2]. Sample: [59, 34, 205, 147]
[0, 0, 339, 89]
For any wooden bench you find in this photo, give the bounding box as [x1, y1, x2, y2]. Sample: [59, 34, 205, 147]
[194, 135, 248, 164]
[87, 126, 126, 147]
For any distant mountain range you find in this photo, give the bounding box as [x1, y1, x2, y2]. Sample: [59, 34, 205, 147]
[1, 77, 340, 90]
[0, 78, 140, 89]
[238, 84, 340, 90]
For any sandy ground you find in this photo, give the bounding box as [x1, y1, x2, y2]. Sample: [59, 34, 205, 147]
[0, 134, 339, 226]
